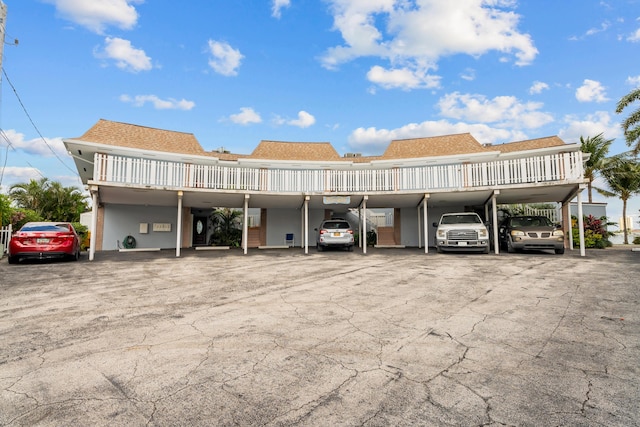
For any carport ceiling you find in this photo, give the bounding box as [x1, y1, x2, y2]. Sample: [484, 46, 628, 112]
[95, 182, 581, 210]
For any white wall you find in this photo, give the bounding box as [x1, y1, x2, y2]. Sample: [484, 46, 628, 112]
[102, 204, 179, 250]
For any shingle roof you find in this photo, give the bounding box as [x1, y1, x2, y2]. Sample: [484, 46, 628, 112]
[250, 140, 341, 161]
[382, 134, 487, 159]
[491, 136, 567, 153]
[78, 119, 205, 156]
[75, 120, 573, 163]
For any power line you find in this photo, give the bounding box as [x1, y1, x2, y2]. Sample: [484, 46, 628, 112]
[1, 67, 79, 177]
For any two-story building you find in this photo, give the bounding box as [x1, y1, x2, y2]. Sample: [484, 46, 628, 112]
[64, 119, 590, 260]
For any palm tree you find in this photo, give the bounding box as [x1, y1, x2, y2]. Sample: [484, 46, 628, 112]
[9, 178, 88, 222]
[9, 178, 50, 218]
[616, 87, 640, 155]
[580, 133, 613, 202]
[209, 208, 243, 246]
[598, 154, 640, 244]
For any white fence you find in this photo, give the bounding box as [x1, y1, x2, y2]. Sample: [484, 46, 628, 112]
[0, 224, 11, 254]
[93, 151, 585, 194]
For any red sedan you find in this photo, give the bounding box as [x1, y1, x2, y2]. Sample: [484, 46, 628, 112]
[8, 222, 81, 264]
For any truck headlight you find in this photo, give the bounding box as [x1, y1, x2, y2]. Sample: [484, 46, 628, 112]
[437, 230, 446, 238]
[479, 229, 488, 238]
[510, 230, 525, 236]
[553, 230, 564, 237]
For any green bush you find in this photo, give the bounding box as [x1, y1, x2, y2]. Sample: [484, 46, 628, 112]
[633, 236, 640, 245]
[571, 215, 613, 249]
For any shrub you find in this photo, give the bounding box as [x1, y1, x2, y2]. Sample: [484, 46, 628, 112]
[571, 215, 614, 249]
[633, 236, 640, 245]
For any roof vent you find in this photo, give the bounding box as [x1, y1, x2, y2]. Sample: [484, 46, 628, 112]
[215, 147, 230, 154]
[344, 152, 362, 158]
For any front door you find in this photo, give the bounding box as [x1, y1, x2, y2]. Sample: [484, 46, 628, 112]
[192, 216, 207, 245]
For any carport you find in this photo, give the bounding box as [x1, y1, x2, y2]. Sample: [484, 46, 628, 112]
[87, 179, 587, 260]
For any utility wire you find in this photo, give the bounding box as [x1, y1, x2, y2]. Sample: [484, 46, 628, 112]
[1, 67, 79, 177]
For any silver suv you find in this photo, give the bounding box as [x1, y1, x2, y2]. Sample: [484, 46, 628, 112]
[316, 219, 354, 251]
[433, 212, 490, 253]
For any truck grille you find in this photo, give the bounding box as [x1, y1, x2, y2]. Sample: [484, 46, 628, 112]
[447, 229, 478, 240]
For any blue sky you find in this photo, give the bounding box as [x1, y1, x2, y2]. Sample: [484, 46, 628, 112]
[0, 0, 639, 227]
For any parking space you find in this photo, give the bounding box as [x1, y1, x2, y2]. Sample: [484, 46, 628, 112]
[1, 248, 639, 426]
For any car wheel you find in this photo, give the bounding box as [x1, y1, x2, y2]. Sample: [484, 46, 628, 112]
[555, 247, 565, 255]
[317, 245, 323, 252]
[436, 246, 442, 253]
[8, 255, 17, 264]
[507, 240, 516, 253]
[483, 246, 490, 254]
[74, 250, 80, 261]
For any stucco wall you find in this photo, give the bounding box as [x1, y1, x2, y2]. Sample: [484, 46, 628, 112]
[265, 208, 326, 247]
[102, 204, 179, 250]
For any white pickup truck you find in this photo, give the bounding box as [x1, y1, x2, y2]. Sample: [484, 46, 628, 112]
[433, 212, 490, 254]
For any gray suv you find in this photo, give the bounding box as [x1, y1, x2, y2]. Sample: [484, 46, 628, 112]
[315, 219, 354, 251]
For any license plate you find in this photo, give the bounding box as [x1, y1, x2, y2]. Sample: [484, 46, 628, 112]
[457, 241, 467, 246]
[333, 232, 341, 237]
[36, 238, 50, 244]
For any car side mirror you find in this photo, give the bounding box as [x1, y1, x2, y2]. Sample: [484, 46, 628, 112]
[555, 224, 562, 229]
[314, 228, 318, 231]
[432, 222, 438, 227]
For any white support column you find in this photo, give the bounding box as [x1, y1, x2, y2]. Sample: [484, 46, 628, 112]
[243, 194, 249, 255]
[89, 186, 99, 261]
[423, 194, 430, 254]
[362, 196, 368, 254]
[577, 188, 586, 257]
[417, 205, 422, 249]
[566, 202, 574, 251]
[492, 190, 500, 254]
[304, 196, 309, 254]
[176, 191, 183, 257]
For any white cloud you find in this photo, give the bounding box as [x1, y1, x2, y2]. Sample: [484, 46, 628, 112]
[321, 0, 537, 89]
[287, 111, 316, 128]
[437, 92, 554, 129]
[97, 37, 152, 72]
[0, 166, 43, 192]
[529, 81, 549, 94]
[557, 111, 621, 144]
[460, 68, 476, 81]
[207, 40, 244, 76]
[628, 28, 640, 42]
[44, 0, 142, 34]
[119, 94, 195, 110]
[272, 0, 291, 18]
[228, 107, 262, 125]
[626, 75, 640, 87]
[0, 129, 68, 158]
[348, 120, 527, 154]
[575, 79, 609, 103]
[366, 65, 440, 90]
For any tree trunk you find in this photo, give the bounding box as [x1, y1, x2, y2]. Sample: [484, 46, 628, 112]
[623, 198, 629, 245]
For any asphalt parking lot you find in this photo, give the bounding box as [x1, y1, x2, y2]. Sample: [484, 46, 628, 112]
[1, 247, 639, 426]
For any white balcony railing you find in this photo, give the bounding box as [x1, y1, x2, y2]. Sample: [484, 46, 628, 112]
[93, 151, 584, 193]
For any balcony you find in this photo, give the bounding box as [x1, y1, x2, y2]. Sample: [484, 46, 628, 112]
[93, 151, 585, 194]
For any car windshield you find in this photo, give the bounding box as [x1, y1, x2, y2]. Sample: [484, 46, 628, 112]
[441, 215, 481, 225]
[21, 224, 71, 232]
[322, 221, 350, 229]
[509, 217, 553, 227]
